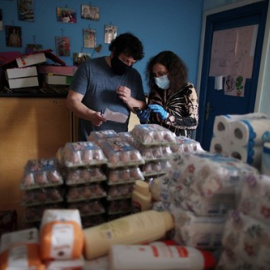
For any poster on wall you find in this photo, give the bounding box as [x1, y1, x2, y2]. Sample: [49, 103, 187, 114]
[83, 29, 96, 48]
[5, 25, 22, 47]
[25, 43, 43, 54]
[17, 0, 34, 21]
[55, 36, 70, 56]
[81, 5, 99, 20]
[73, 52, 91, 66]
[56, 7, 77, 23]
[104, 25, 117, 44]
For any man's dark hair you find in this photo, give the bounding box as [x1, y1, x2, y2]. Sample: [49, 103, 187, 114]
[109, 32, 144, 60]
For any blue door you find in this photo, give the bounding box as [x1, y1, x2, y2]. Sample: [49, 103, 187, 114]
[196, 1, 269, 151]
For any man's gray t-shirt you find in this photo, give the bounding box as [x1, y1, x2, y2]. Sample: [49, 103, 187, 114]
[69, 57, 145, 141]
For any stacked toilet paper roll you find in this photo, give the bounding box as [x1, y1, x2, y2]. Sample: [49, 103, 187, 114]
[261, 142, 270, 176]
[210, 113, 270, 170]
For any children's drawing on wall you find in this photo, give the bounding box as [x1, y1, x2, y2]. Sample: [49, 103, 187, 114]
[5, 25, 22, 47]
[81, 5, 99, 20]
[56, 7, 77, 23]
[17, 0, 34, 21]
[104, 25, 117, 44]
[209, 24, 258, 97]
[25, 43, 43, 54]
[0, 9, 3, 31]
[83, 29, 96, 48]
[73, 52, 91, 66]
[224, 75, 245, 97]
[55, 36, 70, 56]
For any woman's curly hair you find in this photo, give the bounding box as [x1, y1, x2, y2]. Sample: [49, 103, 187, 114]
[146, 51, 188, 93]
[109, 32, 144, 60]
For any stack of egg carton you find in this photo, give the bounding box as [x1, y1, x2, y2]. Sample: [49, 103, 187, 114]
[88, 130, 145, 221]
[20, 157, 65, 228]
[56, 141, 108, 228]
[128, 124, 177, 183]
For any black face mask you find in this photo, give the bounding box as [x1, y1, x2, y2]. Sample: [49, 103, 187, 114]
[111, 56, 131, 75]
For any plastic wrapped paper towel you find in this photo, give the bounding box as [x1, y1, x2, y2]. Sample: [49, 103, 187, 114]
[155, 152, 259, 198]
[221, 210, 270, 268]
[238, 174, 270, 225]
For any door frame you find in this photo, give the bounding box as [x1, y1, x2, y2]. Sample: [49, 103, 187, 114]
[195, 0, 270, 143]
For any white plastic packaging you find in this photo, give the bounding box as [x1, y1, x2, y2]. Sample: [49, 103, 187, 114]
[132, 180, 152, 212]
[109, 244, 216, 270]
[83, 210, 174, 260]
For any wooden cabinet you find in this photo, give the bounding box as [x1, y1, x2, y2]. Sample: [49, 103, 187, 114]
[0, 98, 72, 228]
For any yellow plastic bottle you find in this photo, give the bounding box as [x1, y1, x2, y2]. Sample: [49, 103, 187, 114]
[132, 180, 152, 212]
[83, 210, 174, 260]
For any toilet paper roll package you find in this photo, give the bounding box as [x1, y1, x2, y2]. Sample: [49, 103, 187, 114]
[212, 113, 268, 138]
[229, 143, 263, 169]
[40, 209, 84, 261]
[238, 174, 270, 225]
[261, 142, 270, 176]
[221, 210, 270, 266]
[209, 136, 231, 156]
[230, 118, 270, 147]
[163, 152, 259, 198]
[0, 228, 44, 270]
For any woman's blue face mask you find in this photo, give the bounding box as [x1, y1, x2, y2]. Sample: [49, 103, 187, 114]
[154, 74, 170, 90]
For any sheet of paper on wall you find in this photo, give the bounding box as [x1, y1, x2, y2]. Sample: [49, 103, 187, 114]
[103, 108, 128, 123]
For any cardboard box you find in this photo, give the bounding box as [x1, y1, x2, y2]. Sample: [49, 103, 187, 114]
[38, 65, 77, 76]
[45, 74, 72, 85]
[5, 66, 38, 79]
[16, 53, 46, 67]
[8, 76, 39, 89]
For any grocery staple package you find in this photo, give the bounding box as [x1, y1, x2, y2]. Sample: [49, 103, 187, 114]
[238, 174, 270, 225]
[220, 210, 270, 268]
[56, 141, 108, 168]
[156, 152, 259, 198]
[20, 158, 63, 189]
[0, 228, 44, 270]
[152, 202, 225, 250]
[39, 209, 84, 261]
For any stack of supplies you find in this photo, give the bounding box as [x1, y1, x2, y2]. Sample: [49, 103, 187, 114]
[5, 66, 39, 89]
[20, 158, 64, 227]
[56, 141, 108, 228]
[150, 151, 259, 252]
[216, 174, 270, 269]
[210, 113, 270, 170]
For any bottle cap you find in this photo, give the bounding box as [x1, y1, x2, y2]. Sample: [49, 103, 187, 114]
[134, 180, 150, 196]
[159, 211, 174, 231]
[201, 250, 216, 269]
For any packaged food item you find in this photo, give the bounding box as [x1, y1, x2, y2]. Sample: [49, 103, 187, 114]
[88, 130, 118, 144]
[66, 184, 106, 202]
[22, 187, 64, 206]
[45, 256, 85, 270]
[140, 160, 171, 177]
[107, 167, 144, 185]
[132, 180, 152, 212]
[107, 184, 134, 200]
[20, 158, 63, 189]
[130, 124, 176, 146]
[68, 200, 105, 217]
[98, 137, 144, 168]
[107, 199, 132, 215]
[57, 141, 107, 168]
[83, 210, 174, 259]
[65, 167, 107, 185]
[170, 136, 205, 154]
[0, 228, 44, 270]
[40, 209, 84, 261]
[109, 244, 216, 270]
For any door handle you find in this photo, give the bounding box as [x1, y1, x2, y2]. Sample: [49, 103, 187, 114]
[205, 102, 211, 121]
